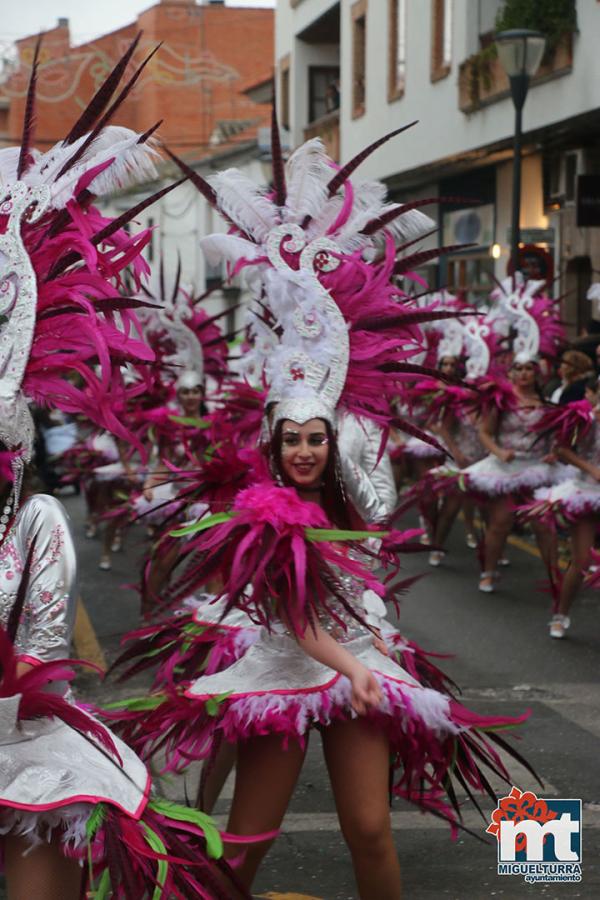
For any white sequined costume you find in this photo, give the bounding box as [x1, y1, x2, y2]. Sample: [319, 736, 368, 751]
[533, 419, 600, 517]
[0, 495, 149, 849]
[461, 406, 568, 496]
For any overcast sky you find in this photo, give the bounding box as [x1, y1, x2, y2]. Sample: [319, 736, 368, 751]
[1, 0, 274, 45]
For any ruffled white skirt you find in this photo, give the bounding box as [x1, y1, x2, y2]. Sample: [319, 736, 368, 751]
[461, 455, 571, 497]
[534, 475, 600, 518]
[0, 705, 149, 850]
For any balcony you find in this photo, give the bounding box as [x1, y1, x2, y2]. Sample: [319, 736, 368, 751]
[459, 32, 574, 114]
[303, 110, 340, 162]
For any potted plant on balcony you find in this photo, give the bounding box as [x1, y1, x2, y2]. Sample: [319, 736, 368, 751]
[459, 0, 577, 113]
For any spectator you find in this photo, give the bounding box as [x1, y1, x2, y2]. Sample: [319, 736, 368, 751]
[551, 350, 595, 405]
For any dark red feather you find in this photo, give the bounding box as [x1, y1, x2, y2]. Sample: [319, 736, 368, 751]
[327, 121, 418, 197]
[271, 101, 286, 207]
[55, 43, 162, 181]
[162, 146, 218, 208]
[63, 34, 142, 145]
[354, 309, 480, 331]
[361, 196, 477, 236]
[394, 243, 476, 274]
[17, 34, 42, 178]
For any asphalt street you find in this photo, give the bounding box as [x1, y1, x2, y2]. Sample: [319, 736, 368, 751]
[2, 492, 599, 900]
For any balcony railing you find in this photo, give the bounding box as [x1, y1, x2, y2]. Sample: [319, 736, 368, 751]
[459, 32, 574, 115]
[303, 110, 340, 162]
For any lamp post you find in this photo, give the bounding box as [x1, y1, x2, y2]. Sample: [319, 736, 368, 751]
[495, 29, 546, 275]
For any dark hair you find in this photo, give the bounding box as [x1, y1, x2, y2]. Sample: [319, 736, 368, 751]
[267, 418, 366, 530]
[585, 376, 600, 393]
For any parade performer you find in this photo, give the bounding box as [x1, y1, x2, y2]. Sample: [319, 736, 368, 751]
[415, 310, 496, 566]
[0, 36, 246, 899]
[133, 278, 230, 609]
[524, 379, 600, 637]
[439, 277, 567, 593]
[109, 121, 538, 900]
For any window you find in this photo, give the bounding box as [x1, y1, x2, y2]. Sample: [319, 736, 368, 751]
[431, 0, 452, 82]
[280, 55, 290, 130]
[447, 253, 495, 305]
[388, 0, 407, 101]
[351, 0, 367, 118]
[308, 66, 340, 123]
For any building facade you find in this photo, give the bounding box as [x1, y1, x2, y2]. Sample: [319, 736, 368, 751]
[276, 0, 600, 332]
[0, 0, 273, 157]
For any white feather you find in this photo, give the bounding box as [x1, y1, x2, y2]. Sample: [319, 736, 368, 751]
[380, 206, 436, 245]
[284, 138, 332, 224]
[306, 193, 345, 240]
[210, 168, 278, 243]
[200, 233, 261, 268]
[25, 126, 160, 207]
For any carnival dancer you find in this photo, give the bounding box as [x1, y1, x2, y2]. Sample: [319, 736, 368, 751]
[524, 379, 600, 637]
[463, 356, 560, 593]
[417, 310, 494, 567]
[0, 37, 246, 899]
[108, 121, 538, 900]
[427, 367, 484, 566]
[430, 275, 566, 593]
[131, 280, 230, 611]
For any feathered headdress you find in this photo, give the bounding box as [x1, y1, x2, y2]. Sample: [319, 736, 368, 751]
[488, 274, 565, 363]
[0, 35, 189, 502]
[136, 259, 231, 393]
[167, 112, 470, 434]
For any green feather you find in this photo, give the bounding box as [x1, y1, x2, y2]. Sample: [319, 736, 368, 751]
[305, 527, 388, 542]
[103, 693, 168, 712]
[205, 690, 232, 717]
[86, 803, 107, 840]
[168, 414, 211, 428]
[141, 823, 169, 899]
[170, 511, 233, 537]
[149, 798, 223, 858]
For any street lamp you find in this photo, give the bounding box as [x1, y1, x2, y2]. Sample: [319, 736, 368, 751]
[495, 29, 546, 275]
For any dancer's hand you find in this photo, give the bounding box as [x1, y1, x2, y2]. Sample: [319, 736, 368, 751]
[499, 448, 515, 463]
[371, 629, 389, 657]
[143, 485, 154, 501]
[542, 452, 557, 464]
[350, 664, 382, 715]
[455, 451, 468, 469]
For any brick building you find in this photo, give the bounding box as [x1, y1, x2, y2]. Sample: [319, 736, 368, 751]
[0, 0, 273, 156]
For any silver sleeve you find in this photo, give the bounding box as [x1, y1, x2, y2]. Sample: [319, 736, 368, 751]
[358, 421, 398, 518]
[16, 495, 77, 662]
[340, 455, 390, 523]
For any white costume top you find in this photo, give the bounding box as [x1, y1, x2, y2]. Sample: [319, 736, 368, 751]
[338, 413, 397, 521]
[0, 495, 149, 827]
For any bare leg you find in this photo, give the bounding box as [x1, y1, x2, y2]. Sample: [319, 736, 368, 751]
[4, 834, 82, 900]
[531, 521, 559, 574]
[433, 492, 463, 547]
[462, 497, 477, 535]
[197, 741, 237, 814]
[142, 542, 180, 616]
[224, 733, 307, 889]
[414, 458, 439, 541]
[481, 497, 514, 588]
[322, 718, 401, 900]
[559, 518, 596, 617]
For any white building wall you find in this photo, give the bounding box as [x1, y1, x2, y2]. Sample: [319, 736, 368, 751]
[278, 0, 599, 184]
[101, 152, 271, 329]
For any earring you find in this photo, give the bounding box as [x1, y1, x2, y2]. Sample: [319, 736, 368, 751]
[0, 457, 18, 543]
[10, 455, 24, 513]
